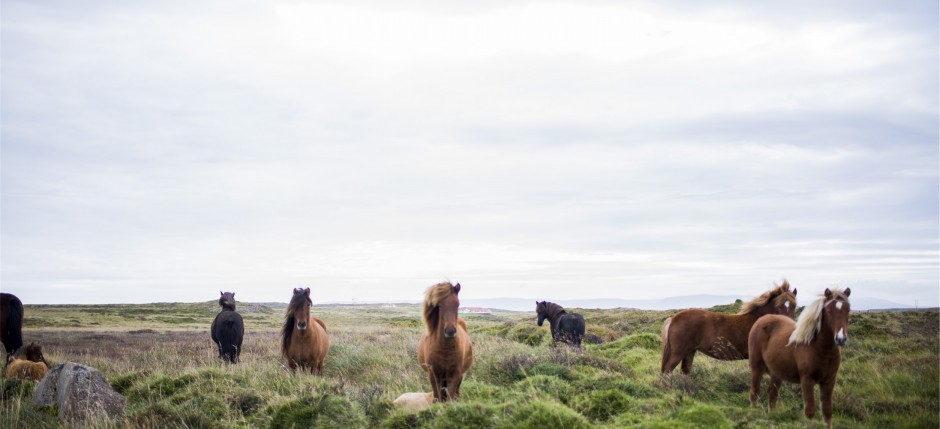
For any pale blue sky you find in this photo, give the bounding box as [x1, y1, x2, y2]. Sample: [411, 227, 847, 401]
[2, 1, 937, 306]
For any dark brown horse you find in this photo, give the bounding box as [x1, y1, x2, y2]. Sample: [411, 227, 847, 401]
[281, 288, 330, 373]
[418, 282, 474, 402]
[535, 301, 586, 349]
[749, 288, 851, 429]
[211, 291, 244, 364]
[0, 293, 24, 360]
[661, 280, 797, 375]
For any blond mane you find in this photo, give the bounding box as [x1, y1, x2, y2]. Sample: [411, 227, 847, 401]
[788, 288, 849, 345]
[739, 280, 796, 315]
[423, 282, 456, 333]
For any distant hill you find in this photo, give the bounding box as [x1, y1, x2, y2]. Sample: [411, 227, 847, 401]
[459, 295, 915, 312]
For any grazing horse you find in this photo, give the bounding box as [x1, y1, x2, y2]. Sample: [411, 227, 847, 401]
[5, 342, 49, 381]
[210, 291, 244, 364]
[1, 293, 24, 360]
[661, 280, 797, 375]
[749, 288, 851, 429]
[281, 288, 330, 374]
[535, 301, 586, 349]
[418, 282, 474, 402]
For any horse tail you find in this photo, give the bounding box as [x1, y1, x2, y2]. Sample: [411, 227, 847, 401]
[661, 317, 672, 358]
[3, 297, 23, 356]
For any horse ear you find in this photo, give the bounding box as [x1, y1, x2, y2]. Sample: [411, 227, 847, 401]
[843, 288, 851, 297]
[454, 283, 461, 294]
[304, 287, 311, 296]
[824, 288, 833, 300]
[792, 288, 797, 296]
[220, 291, 224, 296]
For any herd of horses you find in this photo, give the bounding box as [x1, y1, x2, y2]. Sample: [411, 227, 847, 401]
[0, 280, 853, 428]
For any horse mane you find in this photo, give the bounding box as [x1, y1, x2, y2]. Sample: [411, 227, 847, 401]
[423, 282, 455, 334]
[738, 280, 795, 315]
[280, 292, 312, 356]
[789, 288, 849, 345]
[541, 302, 567, 320]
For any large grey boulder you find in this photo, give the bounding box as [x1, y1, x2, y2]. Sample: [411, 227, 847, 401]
[33, 362, 125, 422]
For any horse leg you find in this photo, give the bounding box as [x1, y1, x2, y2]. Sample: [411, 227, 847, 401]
[446, 373, 463, 401]
[748, 360, 764, 407]
[820, 377, 836, 429]
[800, 376, 817, 420]
[680, 351, 696, 375]
[427, 371, 443, 402]
[767, 376, 782, 411]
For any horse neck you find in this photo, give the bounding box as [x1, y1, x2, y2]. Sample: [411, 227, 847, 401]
[809, 309, 837, 349]
[545, 304, 566, 322]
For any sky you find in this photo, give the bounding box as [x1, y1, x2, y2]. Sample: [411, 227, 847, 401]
[2, 1, 937, 307]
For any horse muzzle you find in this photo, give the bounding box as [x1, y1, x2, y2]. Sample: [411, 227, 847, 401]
[834, 328, 847, 345]
[443, 327, 457, 339]
[297, 321, 308, 331]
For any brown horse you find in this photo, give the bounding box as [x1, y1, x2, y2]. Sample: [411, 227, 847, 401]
[280, 288, 330, 374]
[1, 293, 24, 360]
[749, 288, 851, 429]
[5, 342, 49, 381]
[418, 282, 474, 402]
[661, 280, 797, 375]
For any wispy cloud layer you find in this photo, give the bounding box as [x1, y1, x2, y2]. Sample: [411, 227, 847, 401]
[2, 1, 937, 306]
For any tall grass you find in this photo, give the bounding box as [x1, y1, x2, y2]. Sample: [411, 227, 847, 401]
[1, 303, 936, 428]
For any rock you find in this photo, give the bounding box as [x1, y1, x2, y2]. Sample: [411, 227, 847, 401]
[393, 392, 434, 411]
[33, 362, 125, 422]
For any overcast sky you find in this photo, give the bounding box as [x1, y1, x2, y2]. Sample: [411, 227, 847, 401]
[2, 1, 937, 306]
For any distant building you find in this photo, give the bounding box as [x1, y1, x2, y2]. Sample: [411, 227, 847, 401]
[459, 307, 492, 314]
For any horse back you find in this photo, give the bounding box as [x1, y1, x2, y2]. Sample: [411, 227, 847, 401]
[670, 308, 751, 352]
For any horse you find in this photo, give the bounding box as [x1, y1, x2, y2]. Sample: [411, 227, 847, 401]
[393, 392, 434, 411]
[417, 282, 474, 402]
[535, 301, 586, 349]
[280, 287, 329, 374]
[210, 291, 244, 364]
[749, 288, 851, 429]
[5, 342, 49, 381]
[0, 293, 24, 360]
[661, 280, 797, 375]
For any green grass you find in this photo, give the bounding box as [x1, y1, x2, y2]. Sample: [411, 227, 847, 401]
[1, 302, 936, 428]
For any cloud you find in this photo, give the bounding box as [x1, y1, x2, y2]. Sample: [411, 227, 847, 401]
[2, 0, 937, 306]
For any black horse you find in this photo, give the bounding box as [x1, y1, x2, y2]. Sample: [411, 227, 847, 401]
[535, 301, 586, 349]
[211, 291, 244, 364]
[1, 293, 24, 360]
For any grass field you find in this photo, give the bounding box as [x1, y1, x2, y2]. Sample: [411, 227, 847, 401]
[1, 300, 937, 428]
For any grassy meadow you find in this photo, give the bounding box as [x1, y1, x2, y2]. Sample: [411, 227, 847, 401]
[1, 300, 937, 428]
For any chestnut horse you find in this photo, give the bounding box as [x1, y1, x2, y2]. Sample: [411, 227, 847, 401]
[749, 288, 851, 429]
[661, 280, 797, 375]
[281, 288, 330, 374]
[1, 293, 24, 359]
[5, 342, 49, 381]
[418, 282, 474, 402]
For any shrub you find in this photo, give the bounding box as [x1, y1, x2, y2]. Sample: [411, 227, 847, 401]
[271, 394, 368, 429]
[571, 388, 635, 421]
[500, 400, 590, 429]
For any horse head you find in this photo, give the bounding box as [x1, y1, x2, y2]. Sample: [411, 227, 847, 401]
[438, 283, 461, 339]
[775, 286, 797, 318]
[291, 288, 312, 331]
[535, 301, 548, 326]
[14, 342, 45, 363]
[219, 291, 236, 311]
[824, 288, 851, 345]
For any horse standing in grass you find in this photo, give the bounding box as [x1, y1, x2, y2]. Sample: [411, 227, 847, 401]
[418, 282, 474, 402]
[1, 293, 24, 360]
[281, 288, 330, 374]
[211, 291, 244, 364]
[749, 288, 851, 429]
[5, 342, 49, 381]
[661, 280, 797, 375]
[535, 301, 586, 349]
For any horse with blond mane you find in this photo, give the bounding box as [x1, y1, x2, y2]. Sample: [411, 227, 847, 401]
[661, 280, 797, 375]
[281, 288, 330, 374]
[418, 282, 474, 402]
[749, 288, 851, 429]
